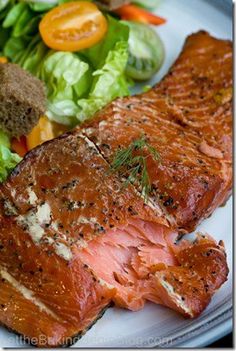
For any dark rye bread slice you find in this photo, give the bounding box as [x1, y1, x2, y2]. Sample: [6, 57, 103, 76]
[0, 63, 46, 137]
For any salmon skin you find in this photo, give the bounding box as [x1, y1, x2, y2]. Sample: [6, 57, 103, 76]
[82, 31, 232, 233]
[0, 31, 231, 347]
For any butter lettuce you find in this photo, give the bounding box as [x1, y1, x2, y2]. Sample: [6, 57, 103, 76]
[77, 41, 129, 122]
[0, 130, 22, 182]
[38, 51, 92, 125]
[40, 51, 90, 100]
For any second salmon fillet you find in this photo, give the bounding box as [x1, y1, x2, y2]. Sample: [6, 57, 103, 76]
[82, 31, 232, 233]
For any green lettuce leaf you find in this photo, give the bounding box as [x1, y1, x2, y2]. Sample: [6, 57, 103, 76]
[82, 15, 129, 69]
[0, 129, 10, 148]
[0, 145, 21, 182]
[2, 2, 27, 28]
[29, 0, 58, 12]
[38, 51, 91, 125]
[0, 0, 10, 11]
[0, 130, 22, 182]
[40, 51, 90, 99]
[21, 39, 48, 75]
[77, 41, 130, 122]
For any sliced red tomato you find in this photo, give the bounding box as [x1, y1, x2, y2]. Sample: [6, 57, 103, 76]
[115, 4, 166, 25]
[11, 136, 28, 157]
[39, 1, 108, 52]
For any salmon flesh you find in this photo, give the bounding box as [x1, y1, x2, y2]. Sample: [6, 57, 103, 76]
[82, 31, 232, 233]
[0, 31, 232, 347]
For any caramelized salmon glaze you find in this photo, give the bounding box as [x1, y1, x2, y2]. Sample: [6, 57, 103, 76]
[0, 32, 232, 347]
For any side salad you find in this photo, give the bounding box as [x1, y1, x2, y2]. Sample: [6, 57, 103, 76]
[0, 0, 166, 181]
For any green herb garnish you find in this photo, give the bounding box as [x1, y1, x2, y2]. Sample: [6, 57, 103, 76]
[110, 135, 161, 202]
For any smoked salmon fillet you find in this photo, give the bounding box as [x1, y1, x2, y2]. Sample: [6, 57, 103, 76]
[82, 31, 232, 232]
[0, 31, 231, 347]
[0, 133, 228, 346]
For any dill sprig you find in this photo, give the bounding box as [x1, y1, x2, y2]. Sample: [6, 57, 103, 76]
[110, 135, 161, 202]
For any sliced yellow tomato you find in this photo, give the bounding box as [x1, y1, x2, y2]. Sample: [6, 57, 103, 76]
[0, 57, 8, 63]
[52, 121, 69, 137]
[39, 1, 108, 52]
[27, 116, 69, 150]
[27, 116, 55, 150]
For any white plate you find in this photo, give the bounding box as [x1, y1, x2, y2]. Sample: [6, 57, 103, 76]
[0, 0, 232, 348]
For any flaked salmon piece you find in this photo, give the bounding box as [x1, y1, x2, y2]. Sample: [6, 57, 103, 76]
[79, 220, 228, 315]
[81, 31, 232, 233]
[0, 32, 231, 347]
[150, 234, 228, 317]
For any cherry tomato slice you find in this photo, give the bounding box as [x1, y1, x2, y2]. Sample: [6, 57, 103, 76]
[26, 116, 55, 150]
[0, 57, 8, 64]
[11, 136, 28, 157]
[26, 116, 69, 150]
[39, 1, 108, 52]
